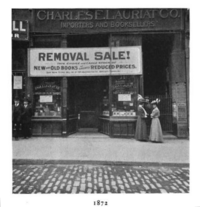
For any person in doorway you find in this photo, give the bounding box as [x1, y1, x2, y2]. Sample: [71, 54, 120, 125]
[135, 98, 148, 141]
[12, 98, 22, 140]
[149, 99, 163, 143]
[144, 96, 152, 136]
[21, 98, 32, 139]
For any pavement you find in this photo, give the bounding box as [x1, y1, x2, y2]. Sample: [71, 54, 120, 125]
[13, 164, 189, 194]
[12, 132, 189, 165]
[12, 133, 189, 194]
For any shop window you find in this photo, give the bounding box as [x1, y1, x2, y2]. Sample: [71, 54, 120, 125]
[33, 78, 62, 117]
[111, 76, 138, 117]
[110, 34, 141, 47]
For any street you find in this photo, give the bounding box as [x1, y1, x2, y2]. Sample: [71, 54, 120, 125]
[13, 164, 189, 194]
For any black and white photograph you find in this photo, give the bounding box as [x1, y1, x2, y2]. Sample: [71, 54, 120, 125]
[0, 1, 200, 207]
[11, 7, 190, 194]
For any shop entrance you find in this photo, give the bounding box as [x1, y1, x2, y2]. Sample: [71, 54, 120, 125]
[67, 34, 109, 134]
[143, 34, 174, 132]
[68, 76, 109, 133]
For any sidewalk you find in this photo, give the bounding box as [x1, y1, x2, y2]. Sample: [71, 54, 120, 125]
[12, 133, 189, 165]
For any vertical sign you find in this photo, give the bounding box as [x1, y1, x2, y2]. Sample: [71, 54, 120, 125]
[13, 76, 22, 89]
[12, 20, 29, 41]
[177, 103, 187, 122]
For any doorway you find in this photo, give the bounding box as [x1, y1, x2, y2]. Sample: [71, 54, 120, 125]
[67, 34, 109, 133]
[68, 76, 109, 131]
[142, 34, 174, 132]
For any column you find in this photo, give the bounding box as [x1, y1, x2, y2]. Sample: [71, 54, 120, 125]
[170, 33, 188, 138]
[61, 34, 68, 136]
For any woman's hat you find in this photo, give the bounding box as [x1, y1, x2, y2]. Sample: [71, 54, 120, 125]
[151, 98, 161, 105]
[138, 98, 146, 103]
[137, 94, 144, 101]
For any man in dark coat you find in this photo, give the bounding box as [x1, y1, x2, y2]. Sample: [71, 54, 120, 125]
[21, 98, 32, 139]
[12, 98, 22, 140]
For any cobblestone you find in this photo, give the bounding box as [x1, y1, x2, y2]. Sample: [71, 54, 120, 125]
[13, 164, 189, 194]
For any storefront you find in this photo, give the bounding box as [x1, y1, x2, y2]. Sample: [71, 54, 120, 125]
[12, 9, 189, 138]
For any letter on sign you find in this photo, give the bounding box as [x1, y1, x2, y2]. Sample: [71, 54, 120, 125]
[12, 20, 29, 41]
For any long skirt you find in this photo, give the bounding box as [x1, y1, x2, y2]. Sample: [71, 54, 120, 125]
[149, 118, 163, 143]
[135, 117, 148, 141]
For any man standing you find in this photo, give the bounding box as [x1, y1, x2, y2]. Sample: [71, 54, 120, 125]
[21, 98, 32, 139]
[12, 98, 22, 140]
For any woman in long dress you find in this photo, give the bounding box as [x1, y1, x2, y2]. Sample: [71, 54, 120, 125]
[149, 99, 163, 143]
[135, 99, 148, 141]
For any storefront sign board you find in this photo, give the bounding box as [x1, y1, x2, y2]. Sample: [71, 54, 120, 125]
[28, 46, 142, 77]
[12, 20, 29, 41]
[40, 95, 53, 103]
[118, 94, 131, 101]
[33, 9, 184, 33]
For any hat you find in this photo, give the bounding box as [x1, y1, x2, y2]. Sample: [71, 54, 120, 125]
[151, 98, 161, 105]
[137, 94, 144, 101]
[138, 98, 146, 103]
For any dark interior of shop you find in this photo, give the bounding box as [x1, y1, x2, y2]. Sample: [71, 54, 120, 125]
[142, 34, 173, 96]
[67, 34, 109, 48]
[68, 76, 108, 128]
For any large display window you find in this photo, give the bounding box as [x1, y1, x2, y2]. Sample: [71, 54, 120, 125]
[33, 77, 62, 117]
[99, 76, 139, 117]
[111, 76, 138, 117]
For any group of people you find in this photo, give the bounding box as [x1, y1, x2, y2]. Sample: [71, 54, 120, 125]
[12, 97, 32, 140]
[135, 95, 163, 143]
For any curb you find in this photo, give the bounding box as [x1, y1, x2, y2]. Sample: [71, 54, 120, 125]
[13, 159, 189, 167]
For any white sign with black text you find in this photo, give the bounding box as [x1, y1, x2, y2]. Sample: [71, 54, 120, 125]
[28, 46, 142, 77]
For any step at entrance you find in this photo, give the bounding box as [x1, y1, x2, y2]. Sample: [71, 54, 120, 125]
[68, 132, 110, 138]
[78, 128, 98, 132]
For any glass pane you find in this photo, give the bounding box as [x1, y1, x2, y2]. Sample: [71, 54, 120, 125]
[33, 77, 62, 117]
[111, 76, 138, 117]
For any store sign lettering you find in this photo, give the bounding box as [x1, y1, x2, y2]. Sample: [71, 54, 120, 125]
[60, 21, 156, 29]
[28, 47, 142, 77]
[34, 9, 183, 32]
[38, 51, 130, 61]
[12, 20, 29, 41]
[35, 85, 60, 90]
[37, 9, 180, 21]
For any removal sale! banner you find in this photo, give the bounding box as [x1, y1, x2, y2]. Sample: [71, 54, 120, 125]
[28, 46, 142, 77]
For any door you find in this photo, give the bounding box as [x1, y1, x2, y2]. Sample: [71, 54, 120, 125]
[76, 77, 100, 129]
[67, 77, 78, 135]
[66, 34, 109, 133]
